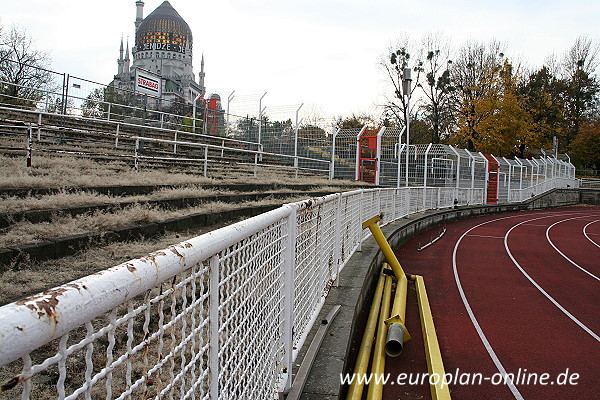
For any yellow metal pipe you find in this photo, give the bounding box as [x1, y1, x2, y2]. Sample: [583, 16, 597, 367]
[362, 215, 406, 280]
[409, 275, 452, 400]
[385, 273, 411, 356]
[346, 269, 386, 400]
[363, 215, 411, 350]
[366, 272, 394, 400]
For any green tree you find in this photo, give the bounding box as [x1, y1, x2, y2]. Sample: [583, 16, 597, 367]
[82, 86, 140, 120]
[519, 66, 564, 150]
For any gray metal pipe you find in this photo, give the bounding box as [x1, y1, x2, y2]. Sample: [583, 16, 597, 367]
[385, 322, 406, 357]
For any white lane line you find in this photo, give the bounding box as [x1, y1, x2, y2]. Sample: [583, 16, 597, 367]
[504, 216, 600, 342]
[466, 234, 505, 239]
[583, 220, 600, 248]
[546, 217, 600, 281]
[453, 215, 526, 400]
[452, 210, 600, 400]
[520, 224, 553, 227]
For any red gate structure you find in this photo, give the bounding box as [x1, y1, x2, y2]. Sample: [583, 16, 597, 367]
[357, 127, 380, 184]
[484, 153, 499, 204]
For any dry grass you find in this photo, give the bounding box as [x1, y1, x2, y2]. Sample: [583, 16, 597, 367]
[0, 149, 354, 189]
[0, 185, 226, 214]
[0, 153, 217, 188]
[0, 194, 307, 247]
[0, 214, 237, 306]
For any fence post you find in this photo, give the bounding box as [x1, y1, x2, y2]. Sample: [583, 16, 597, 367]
[375, 127, 385, 186]
[355, 126, 365, 181]
[505, 158, 512, 202]
[134, 138, 139, 172]
[330, 129, 339, 180]
[204, 146, 209, 177]
[258, 93, 267, 161]
[294, 103, 303, 170]
[26, 127, 33, 167]
[115, 124, 120, 148]
[107, 103, 112, 121]
[281, 205, 297, 393]
[209, 255, 220, 399]
[423, 143, 432, 210]
[226, 91, 235, 137]
[358, 190, 364, 252]
[174, 131, 178, 154]
[334, 194, 342, 285]
[37, 113, 42, 140]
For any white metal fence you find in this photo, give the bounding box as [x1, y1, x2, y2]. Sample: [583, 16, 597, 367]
[0, 186, 488, 399]
[0, 171, 581, 399]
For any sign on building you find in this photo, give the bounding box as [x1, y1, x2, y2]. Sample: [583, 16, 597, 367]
[135, 69, 161, 97]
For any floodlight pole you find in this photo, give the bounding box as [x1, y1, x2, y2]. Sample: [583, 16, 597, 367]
[226, 90, 235, 136]
[403, 68, 412, 187]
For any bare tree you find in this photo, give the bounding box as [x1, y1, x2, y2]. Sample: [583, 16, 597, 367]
[0, 25, 55, 108]
[558, 36, 600, 148]
[417, 32, 455, 143]
[379, 34, 423, 128]
[560, 35, 599, 80]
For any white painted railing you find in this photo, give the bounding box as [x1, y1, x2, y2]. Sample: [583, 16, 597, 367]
[0, 178, 578, 399]
[507, 178, 578, 202]
[0, 186, 484, 399]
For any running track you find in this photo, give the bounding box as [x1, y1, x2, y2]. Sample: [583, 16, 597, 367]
[383, 206, 600, 400]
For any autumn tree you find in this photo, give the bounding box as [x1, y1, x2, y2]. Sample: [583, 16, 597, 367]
[473, 60, 538, 156]
[336, 113, 375, 129]
[569, 119, 600, 171]
[448, 40, 506, 150]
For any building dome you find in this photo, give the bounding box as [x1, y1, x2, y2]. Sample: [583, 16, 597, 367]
[135, 1, 192, 55]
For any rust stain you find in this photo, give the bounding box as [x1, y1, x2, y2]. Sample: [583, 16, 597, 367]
[183, 242, 193, 248]
[127, 265, 137, 273]
[140, 251, 167, 265]
[15, 285, 78, 324]
[169, 247, 184, 258]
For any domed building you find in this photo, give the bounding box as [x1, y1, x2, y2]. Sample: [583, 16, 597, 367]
[113, 1, 206, 109]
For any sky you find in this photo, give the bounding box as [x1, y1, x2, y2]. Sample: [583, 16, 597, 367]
[1, 0, 599, 121]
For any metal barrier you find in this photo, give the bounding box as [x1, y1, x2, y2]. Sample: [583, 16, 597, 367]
[0, 186, 487, 399]
[0, 106, 331, 178]
[579, 178, 600, 188]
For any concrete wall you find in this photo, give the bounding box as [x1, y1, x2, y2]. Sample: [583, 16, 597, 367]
[580, 188, 600, 205]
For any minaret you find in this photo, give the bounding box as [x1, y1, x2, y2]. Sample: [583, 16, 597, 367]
[124, 38, 131, 73]
[135, 0, 145, 32]
[117, 36, 124, 74]
[199, 53, 206, 95]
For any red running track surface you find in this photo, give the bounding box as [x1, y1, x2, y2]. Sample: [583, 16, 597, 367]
[382, 206, 600, 400]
